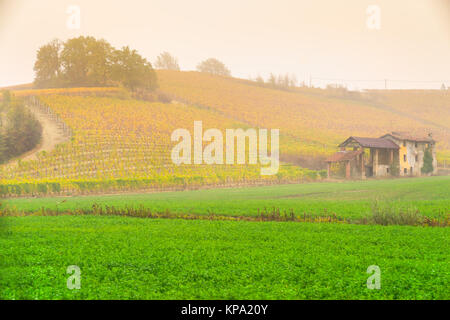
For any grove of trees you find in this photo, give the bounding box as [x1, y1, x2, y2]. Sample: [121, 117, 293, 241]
[34, 37, 158, 92]
[0, 91, 42, 164]
[267, 73, 298, 89]
[249, 73, 298, 91]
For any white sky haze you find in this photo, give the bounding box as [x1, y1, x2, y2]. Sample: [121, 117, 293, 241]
[0, 0, 449, 89]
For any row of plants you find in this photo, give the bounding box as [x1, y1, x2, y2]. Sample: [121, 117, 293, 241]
[0, 167, 325, 197]
[2, 202, 448, 227]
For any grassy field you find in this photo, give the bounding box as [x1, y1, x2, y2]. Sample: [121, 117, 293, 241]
[1, 216, 448, 300]
[1, 172, 449, 299]
[3, 176, 449, 221]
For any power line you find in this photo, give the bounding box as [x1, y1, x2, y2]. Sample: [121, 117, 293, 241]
[311, 77, 450, 83]
[387, 79, 450, 83]
[309, 76, 449, 89]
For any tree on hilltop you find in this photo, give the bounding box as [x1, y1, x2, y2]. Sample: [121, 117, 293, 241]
[155, 52, 180, 71]
[60, 36, 115, 87]
[34, 39, 62, 88]
[196, 58, 231, 77]
[33, 37, 158, 92]
[60, 36, 92, 86]
[85, 38, 115, 86]
[112, 46, 158, 92]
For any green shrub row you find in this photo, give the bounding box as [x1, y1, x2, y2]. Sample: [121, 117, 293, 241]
[0, 171, 325, 197]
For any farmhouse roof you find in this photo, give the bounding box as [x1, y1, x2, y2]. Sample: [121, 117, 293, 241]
[380, 131, 435, 143]
[326, 149, 363, 162]
[338, 136, 399, 149]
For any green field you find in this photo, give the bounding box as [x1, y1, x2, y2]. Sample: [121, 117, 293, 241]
[3, 176, 449, 221]
[1, 177, 449, 299]
[1, 216, 449, 300]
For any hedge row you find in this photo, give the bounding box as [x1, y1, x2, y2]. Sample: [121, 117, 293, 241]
[0, 171, 325, 197]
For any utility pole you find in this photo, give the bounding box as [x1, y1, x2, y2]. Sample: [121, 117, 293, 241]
[384, 79, 387, 90]
[309, 74, 312, 88]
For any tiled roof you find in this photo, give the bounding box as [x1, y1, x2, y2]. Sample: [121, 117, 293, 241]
[326, 149, 363, 162]
[381, 132, 434, 143]
[339, 137, 399, 149]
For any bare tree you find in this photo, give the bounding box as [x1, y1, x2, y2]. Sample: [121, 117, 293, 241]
[155, 52, 180, 71]
[196, 58, 231, 77]
[255, 75, 264, 84]
[289, 73, 298, 87]
[268, 73, 277, 87]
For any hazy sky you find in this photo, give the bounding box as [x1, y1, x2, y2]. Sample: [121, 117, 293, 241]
[1, 0, 449, 89]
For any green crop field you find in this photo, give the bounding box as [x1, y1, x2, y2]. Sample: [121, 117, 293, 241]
[1, 175, 449, 299]
[3, 176, 449, 221]
[1, 216, 449, 300]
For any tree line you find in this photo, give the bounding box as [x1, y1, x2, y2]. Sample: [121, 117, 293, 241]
[154, 52, 231, 77]
[35, 36, 235, 92]
[249, 73, 298, 90]
[0, 91, 42, 164]
[34, 37, 158, 92]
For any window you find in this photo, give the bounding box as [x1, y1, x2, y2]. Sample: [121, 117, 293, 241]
[403, 154, 407, 162]
[415, 155, 418, 162]
[415, 142, 418, 148]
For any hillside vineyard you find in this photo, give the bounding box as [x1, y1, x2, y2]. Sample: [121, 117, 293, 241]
[157, 71, 450, 164]
[171, 121, 280, 175]
[1, 71, 449, 196]
[0, 93, 319, 197]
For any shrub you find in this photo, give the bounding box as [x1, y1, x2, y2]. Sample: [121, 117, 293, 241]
[37, 183, 48, 195]
[421, 146, 434, 174]
[318, 170, 327, 179]
[369, 201, 423, 226]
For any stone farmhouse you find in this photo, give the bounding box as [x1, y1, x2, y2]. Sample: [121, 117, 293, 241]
[326, 132, 437, 179]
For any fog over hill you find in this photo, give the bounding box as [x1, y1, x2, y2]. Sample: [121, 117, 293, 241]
[0, 0, 449, 89]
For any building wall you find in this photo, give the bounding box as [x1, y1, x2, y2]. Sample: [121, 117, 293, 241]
[384, 136, 437, 176]
[373, 149, 391, 177]
[431, 144, 438, 175]
[375, 164, 390, 176]
[369, 148, 395, 177]
[399, 143, 410, 176]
